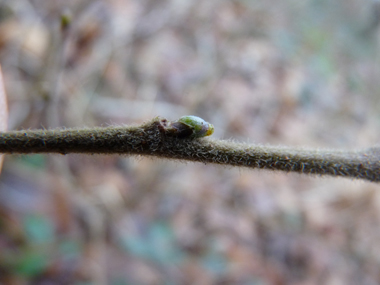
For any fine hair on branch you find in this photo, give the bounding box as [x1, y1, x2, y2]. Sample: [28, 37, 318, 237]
[0, 117, 379, 183]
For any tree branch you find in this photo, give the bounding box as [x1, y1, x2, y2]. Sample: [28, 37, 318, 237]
[0, 117, 379, 182]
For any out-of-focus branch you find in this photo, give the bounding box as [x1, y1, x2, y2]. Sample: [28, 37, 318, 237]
[0, 65, 8, 173]
[0, 117, 379, 183]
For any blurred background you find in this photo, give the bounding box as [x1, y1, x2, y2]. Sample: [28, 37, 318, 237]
[0, 0, 380, 284]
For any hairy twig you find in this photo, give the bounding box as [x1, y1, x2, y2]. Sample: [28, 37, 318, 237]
[0, 117, 379, 182]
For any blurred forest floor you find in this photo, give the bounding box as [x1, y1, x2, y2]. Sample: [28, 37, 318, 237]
[1, 0, 380, 284]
